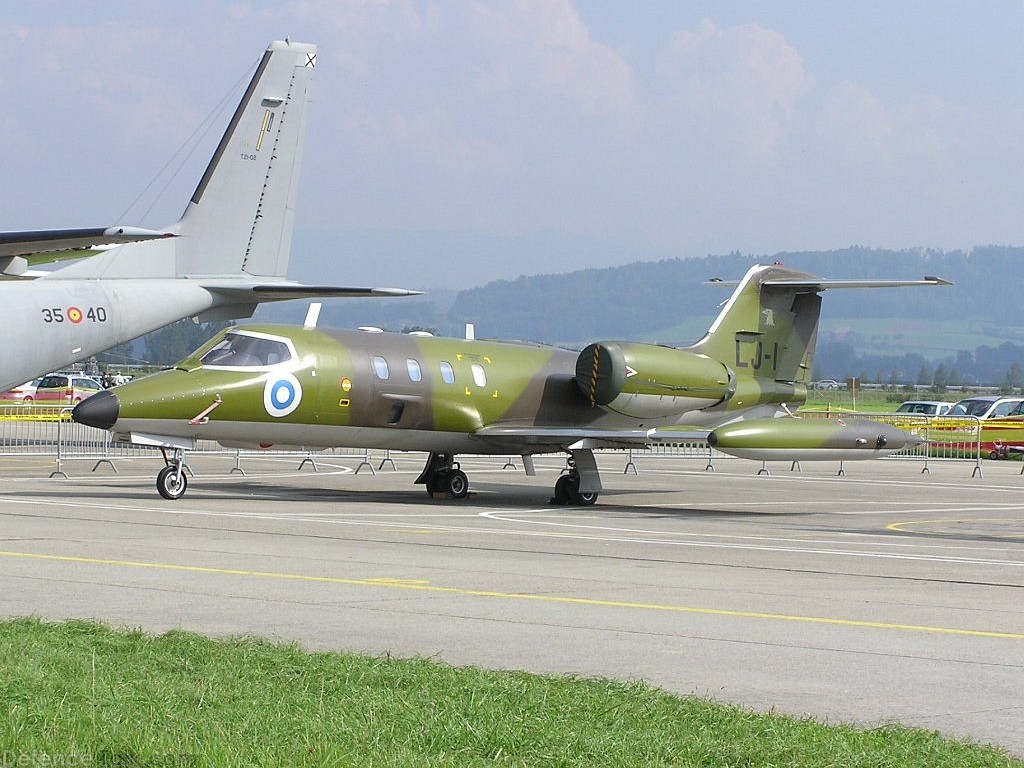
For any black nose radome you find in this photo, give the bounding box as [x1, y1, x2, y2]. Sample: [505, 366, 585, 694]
[72, 389, 120, 431]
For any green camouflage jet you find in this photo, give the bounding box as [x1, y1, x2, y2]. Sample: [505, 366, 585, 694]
[74, 264, 948, 503]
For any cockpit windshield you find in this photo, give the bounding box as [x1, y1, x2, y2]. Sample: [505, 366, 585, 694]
[200, 332, 294, 368]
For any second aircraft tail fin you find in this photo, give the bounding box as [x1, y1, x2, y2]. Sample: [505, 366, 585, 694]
[172, 39, 316, 278]
[42, 40, 316, 283]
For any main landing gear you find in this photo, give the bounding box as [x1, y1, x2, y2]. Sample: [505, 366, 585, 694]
[156, 448, 188, 500]
[550, 454, 599, 506]
[415, 452, 470, 499]
[416, 450, 602, 505]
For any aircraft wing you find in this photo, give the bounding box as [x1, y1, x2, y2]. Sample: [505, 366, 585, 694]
[0, 226, 175, 277]
[0, 226, 174, 257]
[473, 426, 711, 451]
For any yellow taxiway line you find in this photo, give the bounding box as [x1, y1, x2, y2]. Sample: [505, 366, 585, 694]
[2, 549, 1022, 640]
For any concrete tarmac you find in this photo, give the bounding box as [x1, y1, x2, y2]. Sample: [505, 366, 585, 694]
[1, 451, 1022, 756]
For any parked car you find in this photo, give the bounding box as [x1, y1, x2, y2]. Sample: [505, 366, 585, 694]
[32, 374, 103, 404]
[895, 400, 956, 416]
[948, 395, 1024, 419]
[0, 378, 42, 403]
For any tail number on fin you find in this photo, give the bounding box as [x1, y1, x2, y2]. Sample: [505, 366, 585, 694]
[735, 337, 777, 373]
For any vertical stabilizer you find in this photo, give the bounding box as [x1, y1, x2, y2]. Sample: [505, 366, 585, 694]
[691, 264, 822, 386]
[173, 39, 316, 277]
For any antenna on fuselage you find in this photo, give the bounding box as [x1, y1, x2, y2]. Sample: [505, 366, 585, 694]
[465, 323, 475, 340]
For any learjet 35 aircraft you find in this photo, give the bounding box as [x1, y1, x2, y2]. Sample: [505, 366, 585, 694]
[0, 39, 414, 393]
[74, 264, 949, 503]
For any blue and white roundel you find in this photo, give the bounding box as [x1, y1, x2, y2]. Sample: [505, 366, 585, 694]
[264, 373, 302, 418]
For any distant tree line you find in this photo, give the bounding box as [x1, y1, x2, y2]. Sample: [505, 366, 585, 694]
[815, 340, 1024, 390]
[304, 245, 1019, 336]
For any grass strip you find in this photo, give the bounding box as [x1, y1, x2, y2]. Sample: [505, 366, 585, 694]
[0, 617, 1019, 767]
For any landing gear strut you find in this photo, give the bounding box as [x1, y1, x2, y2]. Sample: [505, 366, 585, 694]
[415, 452, 470, 499]
[551, 454, 599, 506]
[156, 447, 188, 500]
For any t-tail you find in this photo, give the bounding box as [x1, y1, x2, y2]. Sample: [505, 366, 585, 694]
[689, 263, 951, 412]
[691, 264, 822, 398]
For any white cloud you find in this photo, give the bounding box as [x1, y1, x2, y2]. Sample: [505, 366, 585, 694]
[656, 20, 814, 159]
[468, 0, 636, 120]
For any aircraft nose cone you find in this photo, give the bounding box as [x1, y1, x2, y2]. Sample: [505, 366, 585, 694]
[72, 389, 120, 431]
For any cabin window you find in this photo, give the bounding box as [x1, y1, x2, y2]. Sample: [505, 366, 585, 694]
[201, 332, 294, 368]
[440, 361, 455, 384]
[471, 364, 487, 388]
[407, 359, 422, 382]
[372, 356, 390, 380]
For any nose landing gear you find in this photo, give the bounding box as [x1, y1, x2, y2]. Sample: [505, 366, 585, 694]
[156, 448, 189, 500]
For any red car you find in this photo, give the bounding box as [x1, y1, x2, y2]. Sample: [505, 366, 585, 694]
[0, 379, 41, 403]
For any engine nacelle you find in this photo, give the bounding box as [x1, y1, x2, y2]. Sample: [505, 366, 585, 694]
[575, 342, 732, 419]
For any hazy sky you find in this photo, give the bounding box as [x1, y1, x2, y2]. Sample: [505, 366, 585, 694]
[2, 1, 1022, 289]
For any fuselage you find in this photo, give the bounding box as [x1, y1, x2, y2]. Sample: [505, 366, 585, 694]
[2, 279, 228, 392]
[76, 324, 802, 454]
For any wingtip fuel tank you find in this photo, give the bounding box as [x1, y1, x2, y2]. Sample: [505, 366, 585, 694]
[708, 417, 922, 461]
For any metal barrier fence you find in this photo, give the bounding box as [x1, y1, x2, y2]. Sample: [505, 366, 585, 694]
[0, 404, 1004, 480]
[0, 405, 374, 478]
[617, 412, 990, 477]
[621, 441, 718, 474]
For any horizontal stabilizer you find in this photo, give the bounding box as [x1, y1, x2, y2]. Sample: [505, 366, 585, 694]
[708, 274, 952, 289]
[764, 276, 953, 289]
[204, 283, 423, 300]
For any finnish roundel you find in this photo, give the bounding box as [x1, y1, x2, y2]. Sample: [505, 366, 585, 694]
[264, 373, 302, 418]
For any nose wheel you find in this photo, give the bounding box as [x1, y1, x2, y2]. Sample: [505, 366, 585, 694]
[156, 448, 189, 500]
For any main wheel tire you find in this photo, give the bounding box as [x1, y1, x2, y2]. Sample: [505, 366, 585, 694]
[552, 474, 572, 504]
[156, 465, 188, 500]
[425, 477, 439, 497]
[560, 474, 598, 506]
[445, 469, 469, 499]
[570, 488, 599, 506]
